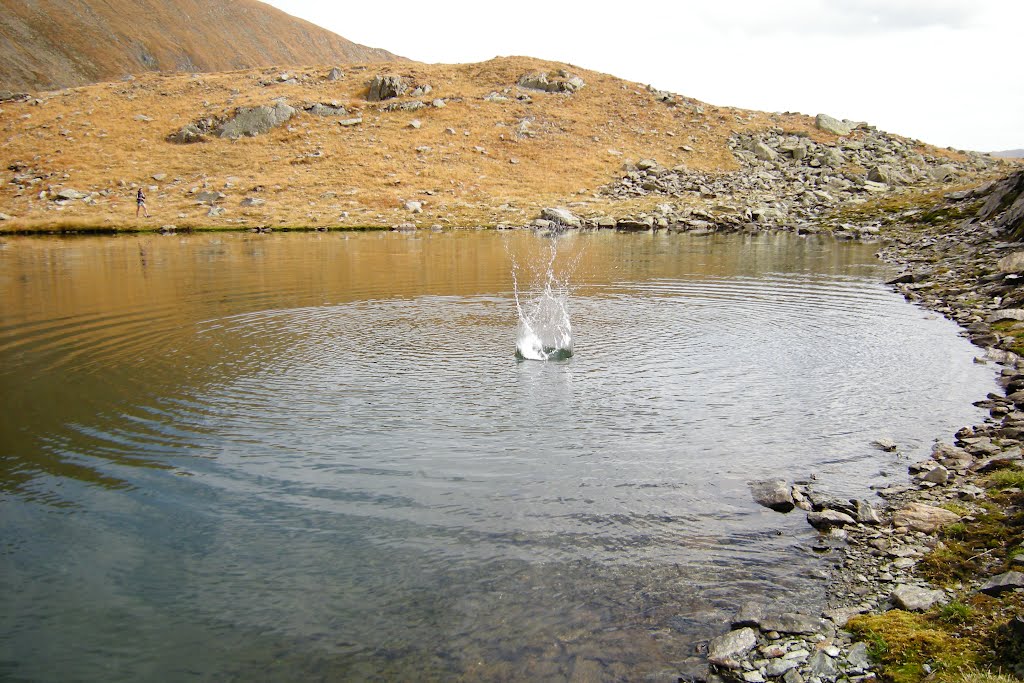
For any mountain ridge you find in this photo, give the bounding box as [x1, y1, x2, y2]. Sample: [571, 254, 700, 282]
[0, 0, 404, 92]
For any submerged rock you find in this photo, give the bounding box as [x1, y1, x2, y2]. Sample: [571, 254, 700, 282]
[750, 479, 795, 512]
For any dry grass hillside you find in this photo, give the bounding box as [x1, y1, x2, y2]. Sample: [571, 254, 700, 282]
[0, 55, 975, 233]
[0, 0, 402, 92]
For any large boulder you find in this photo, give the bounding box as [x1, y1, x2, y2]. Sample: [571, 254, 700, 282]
[215, 102, 296, 138]
[540, 207, 582, 228]
[367, 74, 409, 101]
[815, 113, 856, 136]
[750, 479, 794, 512]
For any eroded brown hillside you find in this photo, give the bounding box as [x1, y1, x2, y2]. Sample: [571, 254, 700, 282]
[0, 0, 402, 91]
[0, 56, 996, 233]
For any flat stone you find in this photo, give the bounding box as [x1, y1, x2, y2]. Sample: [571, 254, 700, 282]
[823, 606, 864, 627]
[846, 641, 871, 670]
[979, 571, 1024, 596]
[731, 602, 765, 629]
[766, 658, 800, 677]
[540, 207, 582, 229]
[759, 612, 826, 635]
[807, 509, 856, 530]
[891, 502, 960, 533]
[807, 650, 838, 678]
[987, 309, 1024, 323]
[707, 627, 757, 669]
[891, 584, 946, 611]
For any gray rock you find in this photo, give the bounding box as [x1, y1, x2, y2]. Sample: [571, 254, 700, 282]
[782, 669, 804, 683]
[846, 641, 871, 670]
[891, 584, 946, 611]
[540, 207, 582, 229]
[766, 659, 800, 677]
[305, 102, 348, 117]
[55, 188, 87, 201]
[167, 121, 207, 144]
[195, 191, 225, 204]
[987, 309, 1024, 323]
[979, 571, 1024, 596]
[367, 74, 408, 101]
[807, 509, 856, 530]
[240, 197, 264, 207]
[750, 141, 777, 161]
[807, 651, 838, 678]
[854, 500, 883, 525]
[207, 206, 226, 217]
[873, 438, 898, 452]
[517, 70, 585, 93]
[326, 67, 344, 81]
[999, 252, 1024, 274]
[215, 102, 296, 138]
[916, 464, 950, 485]
[815, 113, 856, 136]
[759, 612, 826, 635]
[930, 164, 959, 182]
[750, 479, 795, 512]
[707, 627, 757, 669]
[404, 200, 423, 213]
[731, 602, 765, 629]
[823, 606, 864, 627]
[337, 117, 363, 127]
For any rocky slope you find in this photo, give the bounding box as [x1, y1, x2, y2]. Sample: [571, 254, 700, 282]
[0, 56, 1015, 234]
[0, 0, 403, 92]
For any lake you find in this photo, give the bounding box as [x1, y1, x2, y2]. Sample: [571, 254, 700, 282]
[0, 230, 995, 681]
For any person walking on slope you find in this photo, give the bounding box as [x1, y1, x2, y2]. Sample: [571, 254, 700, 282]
[136, 187, 150, 218]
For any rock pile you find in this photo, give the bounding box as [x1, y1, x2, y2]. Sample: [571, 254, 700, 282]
[602, 123, 999, 234]
[168, 101, 296, 143]
[516, 69, 585, 93]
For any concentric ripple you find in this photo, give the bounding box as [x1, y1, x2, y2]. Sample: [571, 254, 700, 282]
[0, 231, 997, 681]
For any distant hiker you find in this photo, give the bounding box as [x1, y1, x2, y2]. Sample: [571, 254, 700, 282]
[136, 188, 150, 217]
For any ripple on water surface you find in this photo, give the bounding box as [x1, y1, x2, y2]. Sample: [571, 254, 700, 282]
[0, 231, 996, 680]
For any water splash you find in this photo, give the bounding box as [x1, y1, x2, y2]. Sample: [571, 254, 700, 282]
[512, 237, 576, 361]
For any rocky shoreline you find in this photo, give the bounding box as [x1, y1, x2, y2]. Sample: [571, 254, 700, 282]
[694, 170, 1024, 683]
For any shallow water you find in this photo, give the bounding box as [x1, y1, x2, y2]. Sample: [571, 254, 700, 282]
[0, 230, 996, 681]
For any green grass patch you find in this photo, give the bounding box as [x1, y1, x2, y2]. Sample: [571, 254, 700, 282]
[939, 601, 974, 625]
[985, 468, 1024, 490]
[847, 611, 981, 683]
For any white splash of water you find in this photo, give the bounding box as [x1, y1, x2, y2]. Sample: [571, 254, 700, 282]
[512, 238, 575, 361]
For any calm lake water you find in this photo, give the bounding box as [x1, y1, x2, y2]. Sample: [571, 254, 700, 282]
[0, 230, 996, 681]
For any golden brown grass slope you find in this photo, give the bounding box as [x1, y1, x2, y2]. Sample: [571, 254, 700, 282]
[0, 0, 403, 92]
[0, 55, 965, 232]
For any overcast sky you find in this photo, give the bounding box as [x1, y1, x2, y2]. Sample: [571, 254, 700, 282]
[264, 0, 1022, 152]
